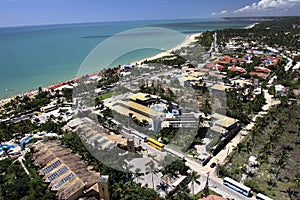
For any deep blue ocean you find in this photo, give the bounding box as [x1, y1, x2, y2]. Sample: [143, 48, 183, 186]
[0, 18, 254, 99]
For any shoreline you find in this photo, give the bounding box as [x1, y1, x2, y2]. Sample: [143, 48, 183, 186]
[134, 33, 201, 65]
[0, 32, 201, 106]
[244, 22, 259, 29]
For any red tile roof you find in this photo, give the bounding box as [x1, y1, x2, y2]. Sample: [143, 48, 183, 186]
[199, 195, 227, 200]
[205, 63, 215, 69]
[228, 66, 247, 73]
[254, 67, 271, 73]
[249, 71, 269, 77]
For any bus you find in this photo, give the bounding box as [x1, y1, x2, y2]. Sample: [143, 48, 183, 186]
[147, 137, 164, 151]
[256, 193, 273, 200]
[40, 104, 57, 113]
[223, 177, 252, 197]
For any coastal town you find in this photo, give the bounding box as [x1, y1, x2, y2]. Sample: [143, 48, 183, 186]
[1, 17, 300, 200]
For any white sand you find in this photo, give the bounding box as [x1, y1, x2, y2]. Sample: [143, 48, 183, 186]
[134, 33, 201, 65]
[244, 23, 259, 29]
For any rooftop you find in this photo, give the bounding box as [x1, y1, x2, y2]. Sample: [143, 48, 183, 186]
[130, 92, 159, 102]
[211, 113, 238, 129]
[210, 84, 232, 92]
[32, 140, 100, 200]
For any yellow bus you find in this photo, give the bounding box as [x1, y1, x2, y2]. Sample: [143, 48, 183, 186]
[147, 137, 164, 151]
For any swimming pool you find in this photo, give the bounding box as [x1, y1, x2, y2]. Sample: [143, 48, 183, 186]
[19, 138, 32, 147]
[151, 106, 165, 112]
[0, 144, 16, 152]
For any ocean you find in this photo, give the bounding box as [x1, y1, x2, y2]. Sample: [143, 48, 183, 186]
[0, 18, 254, 99]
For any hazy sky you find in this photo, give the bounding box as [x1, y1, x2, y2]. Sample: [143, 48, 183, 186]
[0, 0, 299, 27]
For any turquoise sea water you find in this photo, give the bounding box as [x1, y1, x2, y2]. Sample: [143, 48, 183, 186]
[0, 18, 254, 99]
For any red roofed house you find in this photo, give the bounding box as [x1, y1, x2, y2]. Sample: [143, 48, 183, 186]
[228, 66, 247, 73]
[199, 195, 227, 200]
[204, 63, 224, 71]
[215, 64, 224, 71]
[205, 63, 215, 69]
[254, 67, 271, 73]
[267, 56, 281, 66]
[214, 55, 237, 65]
[249, 71, 269, 78]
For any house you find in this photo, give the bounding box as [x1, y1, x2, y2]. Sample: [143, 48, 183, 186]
[210, 113, 240, 135]
[275, 84, 285, 95]
[249, 71, 269, 78]
[199, 195, 227, 200]
[228, 66, 247, 73]
[177, 75, 200, 87]
[210, 84, 232, 93]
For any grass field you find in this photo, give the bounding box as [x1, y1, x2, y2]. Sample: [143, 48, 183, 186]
[96, 91, 113, 100]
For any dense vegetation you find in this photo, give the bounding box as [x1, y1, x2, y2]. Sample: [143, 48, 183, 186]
[219, 101, 300, 199]
[0, 154, 56, 200]
[218, 17, 300, 51]
[143, 55, 187, 67]
[1, 89, 51, 119]
[226, 88, 266, 125]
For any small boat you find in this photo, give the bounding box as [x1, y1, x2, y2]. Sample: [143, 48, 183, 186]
[5, 88, 14, 92]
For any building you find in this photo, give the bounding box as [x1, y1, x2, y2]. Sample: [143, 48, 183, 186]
[210, 113, 240, 136]
[32, 140, 100, 200]
[98, 175, 110, 200]
[199, 195, 227, 200]
[161, 113, 200, 128]
[210, 84, 232, 93]
[275, 84, 285, 95]
[130, 92, 159, 106]
[177, 75, 200, 87]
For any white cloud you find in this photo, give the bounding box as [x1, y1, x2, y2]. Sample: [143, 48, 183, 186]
[211, 10, 228, 16]
[233, 0, 298, 14]
[220, 10, 228, 14]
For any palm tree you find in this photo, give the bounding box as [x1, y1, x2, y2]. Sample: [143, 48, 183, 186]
[156, 182, 169, 194]
[172, 184, 190, 200]
[94, 96, 103, 109]
[188, 171, 201, 195]
[134, 168, 144, 183]
[146, 160, 159, 189]
[112, 180, 125, 199]
[293, 172, 300, 196]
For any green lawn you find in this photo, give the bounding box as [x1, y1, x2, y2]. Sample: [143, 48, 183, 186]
[96, 91, 113, 100]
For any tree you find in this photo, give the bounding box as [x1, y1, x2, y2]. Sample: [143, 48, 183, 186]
[145, 160, 159, 189]
[133, 168, 144, 183]
[171, 184, 191, 200]
[293, 172, 300, 196]
[95, 96, 104, 109]
[112, 180, 126, 199]
[202, 173, 210, 197]
[188, 171, 201, 195]
[156, 182, 169, 194]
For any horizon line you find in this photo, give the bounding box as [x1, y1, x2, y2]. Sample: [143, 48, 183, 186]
[1, 15, 299, 29]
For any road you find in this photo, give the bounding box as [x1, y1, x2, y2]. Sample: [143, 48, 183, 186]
[76, 79, 280, 199]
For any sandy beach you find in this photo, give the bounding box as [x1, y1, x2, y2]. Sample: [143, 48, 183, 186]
[244, 22, 259, 29]
[135, 33, 201, 64]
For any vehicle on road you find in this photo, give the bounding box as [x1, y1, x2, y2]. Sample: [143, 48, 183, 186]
[223, 177, 252, 197]
[210, 162, 216, 168]
[256, 193, 273, 200]
[147, 137, 164, 151]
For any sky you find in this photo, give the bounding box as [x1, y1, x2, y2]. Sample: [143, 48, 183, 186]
[0, 0, 299, 27]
